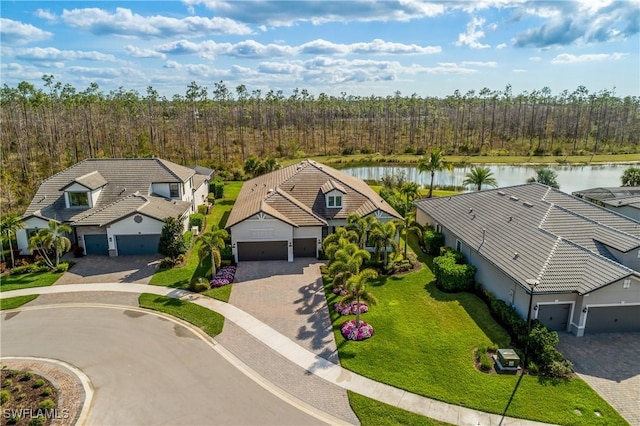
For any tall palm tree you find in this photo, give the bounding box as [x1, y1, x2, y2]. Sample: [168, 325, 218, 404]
[399, 181, 421, 211]
[345, 213, 377, 249]
[369, 220, 399, 266]
[328, 242, 370, 289]
[27, 220, 72, 268]
[526, 168, 560, 189]
[342, 269, 378, 328]
[462, 166, 498, 191]
[1, 213, 24, 267]
[322, 227, 358, 260]
[418, 149, 451, 198]
[397, 210, 422, 258]
[198, 225, 229, 278]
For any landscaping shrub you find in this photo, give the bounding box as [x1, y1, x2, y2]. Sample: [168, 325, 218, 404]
[423, 230, 444, 255]
[189, 213, 205, 231]
[189, 277, 210, 293]
[197, 204, 208, 215]
[548, 359, 574, 379]
[477, 350, 493, 372]
[158, 217, 187, 260]
[432, 251, 476, 292]
[220, 245, 232, 261]
[334, 302, 369, 316]
[0, 390, 9, 404]
[341, 320, 374, 341]
[158, 257, 176, 269]
[210, 266, 236, 288]
[40, 387, 52, 397]
[207, 192, 216, 204]
[28, 415, 45, 426]
[183, 231, 193, 249]
[210, 181, 224, 199]
[38, 399, 55, 410]
[20, 372, 33, 381]
[3, 379, 12, 387]
[54, 261, 71, 273]
[32, 379, 45, 388]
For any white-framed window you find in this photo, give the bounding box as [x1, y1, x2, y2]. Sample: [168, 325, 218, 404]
[435, 224, 441, 233]
[327, 195, 342, 208]
[169, 183, 180, 198]
[68, 192, 89, 207]
[623, 279, 631, 289]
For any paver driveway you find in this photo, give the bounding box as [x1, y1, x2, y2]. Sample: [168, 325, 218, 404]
[558, 332, 640, 426]
[56, 254, 160, 284]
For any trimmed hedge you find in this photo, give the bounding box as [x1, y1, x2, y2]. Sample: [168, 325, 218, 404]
[189, 213, 205, 231]
[210, 181, 224, 199]
[432, 250, 476, 292]
[423, 230, 444, 255]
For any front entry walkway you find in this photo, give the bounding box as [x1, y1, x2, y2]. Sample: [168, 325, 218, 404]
[558, 332, 640, 425]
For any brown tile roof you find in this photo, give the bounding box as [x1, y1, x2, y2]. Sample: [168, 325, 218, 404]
[227, 160, 401, 228]
[62, 171, 108, 191]
[415, 183, 640, 295]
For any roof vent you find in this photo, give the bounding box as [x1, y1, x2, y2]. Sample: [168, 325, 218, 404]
[523, 202, 534, 208]
[497, 191, 506, 196]
[509, 196, 519, 201]
[469, 208, 473, 213]
[120, 187, 127, 195]
[508, 216, 513, 222]
[513, 252, 519, 259]
[268, 188, 274, 193]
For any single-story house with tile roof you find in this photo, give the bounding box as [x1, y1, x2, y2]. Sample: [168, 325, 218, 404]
[573, 186, 640, 221]
[17, 158, 214, 256]
[415, 183, 640, 336]
[226, 159, 402, 262]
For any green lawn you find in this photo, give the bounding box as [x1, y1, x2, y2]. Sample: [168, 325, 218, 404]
[328, 235, 626, 426]
[138, 293, 225, 337]
[0, 295, 39, 310]
[149, 181, 242, 293]
[0, 271, 63, 292]
[348, 391, 448, 426]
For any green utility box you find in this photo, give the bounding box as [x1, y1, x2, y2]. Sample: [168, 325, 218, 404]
[497, 348, 521, 369]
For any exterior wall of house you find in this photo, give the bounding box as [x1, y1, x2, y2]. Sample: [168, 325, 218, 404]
[193, 180, 209, 210]
[16, 217, 52, 254]
[603, 245, 640, 272]
[230, 214, 294, 262]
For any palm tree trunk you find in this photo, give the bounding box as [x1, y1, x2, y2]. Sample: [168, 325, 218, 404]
[355, 297, 361, 328]
[429, 171, 435, 198]
[211, 252, 216, 278]
[7, 234, 15, 267]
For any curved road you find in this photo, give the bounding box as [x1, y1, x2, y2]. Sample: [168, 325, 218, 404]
[1, 305, 327, 426]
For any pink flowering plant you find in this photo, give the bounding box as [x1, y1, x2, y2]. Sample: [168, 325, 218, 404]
[339, 268, 378, 341]
[341, 320, 374, 341]
[333, 301, 369, 316]
[332, 286, 349, 296]
[210, 265, 236, 288]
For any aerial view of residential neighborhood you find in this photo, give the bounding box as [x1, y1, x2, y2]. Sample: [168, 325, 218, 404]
[1, 1, 639, 425]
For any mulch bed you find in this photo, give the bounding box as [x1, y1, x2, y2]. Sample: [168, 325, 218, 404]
[1, 368, 60, 425]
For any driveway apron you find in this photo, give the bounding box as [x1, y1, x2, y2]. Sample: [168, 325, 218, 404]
[56, 255, 160, 284]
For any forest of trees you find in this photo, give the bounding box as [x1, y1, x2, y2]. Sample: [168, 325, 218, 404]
[2, 76, 639, 214]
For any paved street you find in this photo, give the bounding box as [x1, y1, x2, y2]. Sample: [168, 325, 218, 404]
[1, 306, 328, 426]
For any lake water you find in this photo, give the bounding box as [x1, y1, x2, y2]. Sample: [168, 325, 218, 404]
[340, 163, 637, 194]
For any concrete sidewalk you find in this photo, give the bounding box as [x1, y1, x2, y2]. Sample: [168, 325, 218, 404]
[1, 283, 553, 426]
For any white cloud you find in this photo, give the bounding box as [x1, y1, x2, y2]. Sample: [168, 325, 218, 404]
[551, 52, 627, 64]
[461, 61, 497, 67]
[60, 7, 252, 39]
[496, 43, 507, 49]
[124, 45, 167, 59]
[35, 9, 57, 21]
[529, 56, 542, 61]
[512, 68, 527, 73]
[12, 47, 120, 62]
[455, 17, 490, 49]
[0, 18, 53, 45]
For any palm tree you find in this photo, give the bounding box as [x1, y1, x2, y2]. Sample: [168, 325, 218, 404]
[328, 242, 370, 289]
[621, 166, 640, 187]
[418, 149, 451, 198]
[397, 210, 422, 258]
[526, 168, 560, 189]
[369, 220, 399, 266]
[345, 213, 377, 249]
[342, 269, 378, 328]
[27, 220, 72, 268]
[322, 227, 358, 260]
[399, 181, 421, 211]
[462, 166, 498, 191]
[1, 213, 24, 267]
[198, 225, 229, 278]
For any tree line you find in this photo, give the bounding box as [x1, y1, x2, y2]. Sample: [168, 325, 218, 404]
[2, 76, 639, 213]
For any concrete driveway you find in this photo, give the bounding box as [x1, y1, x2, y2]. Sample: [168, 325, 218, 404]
[0, 306, 328, 425]
[57, 255, 160, 284]
[558, 332, 640, 425]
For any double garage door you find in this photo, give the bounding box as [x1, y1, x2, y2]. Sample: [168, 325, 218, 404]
[585, 305, 640, 334]
[116, 234, 161, 256]
[236, 238, 317, 261]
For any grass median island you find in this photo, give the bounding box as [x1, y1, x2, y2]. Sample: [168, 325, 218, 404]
[0, 271, 63, 293]
[138, 293, 224, 338]
[0, 295, 39, 310]
[150, 181, 242, 300]
[327, 235, 626, 426]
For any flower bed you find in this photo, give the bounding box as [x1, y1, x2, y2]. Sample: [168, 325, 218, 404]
[332, 286, 348, 296]
[341, 320, 374, 341]
[334, 302, 369, 316]
[210, 266, 237, 288]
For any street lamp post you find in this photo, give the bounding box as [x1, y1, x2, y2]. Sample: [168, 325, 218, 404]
[523, 278, 540, 370]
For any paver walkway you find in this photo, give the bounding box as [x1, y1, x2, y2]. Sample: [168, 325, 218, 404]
[558, 332, 640, 426]
[1, 283, 553, 426]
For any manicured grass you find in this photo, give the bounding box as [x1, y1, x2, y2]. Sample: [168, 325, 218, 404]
[286, 153, 640, 168]
[150, 181, 243, 290]
[0, 294, 38, 310]
[138, 293, 224, 337]
[329, 235, 626, 426]
[202, 284, 232, 303]
[0, 271, 63, 292]
[348, 391, 448, 426]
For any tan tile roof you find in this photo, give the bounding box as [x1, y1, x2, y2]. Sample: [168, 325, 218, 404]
[62, 171, 108, 191]
[415, 183, 640, 295]
[227, 160, 401, 228]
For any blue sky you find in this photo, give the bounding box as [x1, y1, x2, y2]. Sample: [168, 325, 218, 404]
[1, 1, 639, 98]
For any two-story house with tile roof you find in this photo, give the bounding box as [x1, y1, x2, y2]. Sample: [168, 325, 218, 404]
[226, 159, 402, 262]
[415, 183, 640, 336]
[16, 158, 214, 256]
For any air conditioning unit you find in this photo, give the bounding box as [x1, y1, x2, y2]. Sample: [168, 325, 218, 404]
[191, 226, 199, 235]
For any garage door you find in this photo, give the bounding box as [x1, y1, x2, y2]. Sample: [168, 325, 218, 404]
[585, 305, 640, 334]
[293, 238, 317, 258]
[116, 234, 160, 256]
[537, 304, 571, 331]
[237, 241, 288, 261]
[84, 234, 109, 255]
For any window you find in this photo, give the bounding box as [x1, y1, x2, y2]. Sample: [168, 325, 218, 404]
[328, 196, 335, 207]
[435, 224, 441, 233]
[623, 279, 631, 289]
[335, 196, 342, 207]
[169, 183, 179, 198]
[69, 192, 89, 207]
[456, 239, 462, 252]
